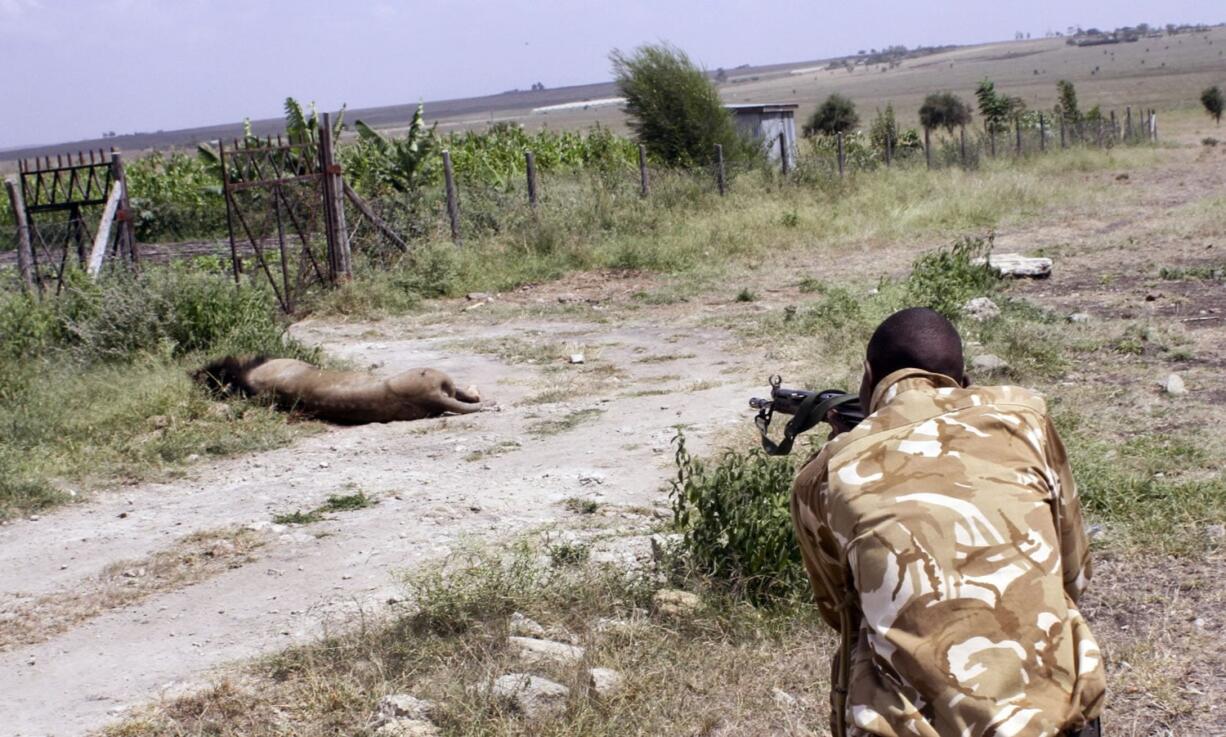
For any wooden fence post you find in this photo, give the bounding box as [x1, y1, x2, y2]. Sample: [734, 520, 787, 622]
[320, 113, 351, 281]
[989, 128, 996, 158]
[110, 152, 137, 267]
[959, 126, 967, 167]
[837, 132, 845, 177]
[638, 144, 649, 197]
[1015, 117, 1022, 156]
[1109, 110, 1117, 142]
[1125, 107, 1132, 140]
[885, 134, 893, 167]
[1039, 114, 1046, 152]
[924, 128, 932, 169]
[442, 149, 461, 243]
[778, 132, 789, 175]
[715, 144, 726, 196]
[1151, 111, 1158, 143]
[525, 150, 538, 209]
[1060, 118, 1066, 148]
[4, 176, 36, 292]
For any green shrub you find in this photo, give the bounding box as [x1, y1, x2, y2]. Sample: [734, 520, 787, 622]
[669, 431, 805, 604]
[804, 93, 860, 137]
[903, 235, 1000, 319]
[612, 43, 755, 167]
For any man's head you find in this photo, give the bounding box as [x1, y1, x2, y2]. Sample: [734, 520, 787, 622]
[859, 307, 966, 410]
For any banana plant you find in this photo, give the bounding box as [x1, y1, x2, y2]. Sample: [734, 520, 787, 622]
[349, 103, 439, 194]
[197, 97, 346, 185]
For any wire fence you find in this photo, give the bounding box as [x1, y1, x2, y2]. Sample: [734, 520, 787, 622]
[2, 108, 1161, 296]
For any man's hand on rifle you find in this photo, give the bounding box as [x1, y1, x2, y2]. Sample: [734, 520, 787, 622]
[826, 409, 854, 440]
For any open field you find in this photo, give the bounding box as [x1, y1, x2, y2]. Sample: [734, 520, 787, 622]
[3, 26, 1224, 168]
[0, 109, 1222, 736]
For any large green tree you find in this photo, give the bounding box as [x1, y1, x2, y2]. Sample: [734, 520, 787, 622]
[975, 80, 1022, 133]
[804, 94, 860, 137]
[611, 43, 749, 166]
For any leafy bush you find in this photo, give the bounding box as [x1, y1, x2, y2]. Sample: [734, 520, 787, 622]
[612, 43, 754, 167]
[1202, 85, 1224, 125]
[903, 235, 1000, 319]
[669, 431, 805, 604]
[804, 93, 859, 137]
[124, 152, 227, 242]
[919, 92, 973, 134]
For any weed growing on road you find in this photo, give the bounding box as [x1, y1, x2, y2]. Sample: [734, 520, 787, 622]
[526, 408, 604, 437]
[273, 489, 379, 524]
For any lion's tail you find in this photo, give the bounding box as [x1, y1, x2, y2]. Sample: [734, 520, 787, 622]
[193, 355, 271, 398]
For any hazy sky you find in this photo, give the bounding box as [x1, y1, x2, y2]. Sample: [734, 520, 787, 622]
[0, 0, 1219, 148]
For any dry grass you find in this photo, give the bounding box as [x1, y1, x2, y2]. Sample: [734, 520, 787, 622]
[0, 527, 266, 651]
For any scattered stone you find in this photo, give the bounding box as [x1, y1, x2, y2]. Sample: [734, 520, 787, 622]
[1193, 618, 1207, 631]
[653, 589, 702, 617]
[508, 612, 546, 638]
[578, 471, 606, 485]
[970, 354, 1009, 374]
[1205, 524, 1225, 543]
[557, 293, 581, 304]
[1160, 373, 1187, 396]
[466, 292, 492, 302]
[376, 693, 435, 723]
[569, 353, 586, 364]
[1116, 173, 1130, 181]
[593, 616, 644, 636]
[974, 253, 1052, 278]
[587, 667, 624, 698]
[1068, 312, 1092, 323]
[1087, 524, 1106, 539]
[491, 673, 570, 719]
[148, 415, 171, 430]
[205, 402, 234, 420]
[1145, 292, 1163, 302]
[772, 687, 799, 709]
[508, 636, 585, 666]
[319, 461, 330, 469]
[374, 719, 440, 737]
[206, 540, 237, 558]
[963, 297, 1000, 322]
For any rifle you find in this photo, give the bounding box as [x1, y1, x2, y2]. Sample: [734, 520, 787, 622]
[750, 375, 865, 455]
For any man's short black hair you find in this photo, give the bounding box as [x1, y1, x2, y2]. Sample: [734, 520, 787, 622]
[866, 307, 964, 383]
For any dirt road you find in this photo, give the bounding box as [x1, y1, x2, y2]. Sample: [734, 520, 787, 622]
[0, 311, 765, 736]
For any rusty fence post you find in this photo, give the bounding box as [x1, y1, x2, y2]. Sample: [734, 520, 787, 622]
[924, 128, 932, 169]
[443, 149, 461, 243]
[110, 152, 137, 267]
[320, 113, 350, 281]
[1039, 114, 1046, 152]
[525, 150, 538, 209]
[4, 176, 35, 292]
[778, 132, 789, 175]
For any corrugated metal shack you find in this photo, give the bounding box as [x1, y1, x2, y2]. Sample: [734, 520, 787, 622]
[727, 103, 799, 168]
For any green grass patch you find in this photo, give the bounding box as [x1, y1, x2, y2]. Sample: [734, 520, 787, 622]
[526, 408, 604, 436]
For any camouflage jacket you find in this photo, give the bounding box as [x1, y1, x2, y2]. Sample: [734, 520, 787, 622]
[791, 368, 1106, 737]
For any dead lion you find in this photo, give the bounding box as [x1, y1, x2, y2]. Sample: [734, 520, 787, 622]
[193, 356, 484, 424]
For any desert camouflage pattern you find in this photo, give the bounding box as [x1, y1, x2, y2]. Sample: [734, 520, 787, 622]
[791, 368, 1105, 737]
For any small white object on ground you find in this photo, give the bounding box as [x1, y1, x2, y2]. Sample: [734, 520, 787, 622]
[508, 612, 546, 638]
[974, 253, 1053, 278]
[1161, 373, 1187, 395]
[772, 687, 799, 709]
[587, 667, 624, 697]
[971, 354, 1009, 373]
[963, 297, 1000, 322]
[653, 589, 702, 617]
[569, 353, 586, 364]
[508, 636, 585, 665]
[374, 719, 440, 737]
[376, 693, 435, 720]
[492, 673, 570, 719]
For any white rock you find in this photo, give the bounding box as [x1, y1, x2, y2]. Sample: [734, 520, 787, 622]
[508, 636, 585, 665]
[963, 297, 1000, 322]
[587, 667, 624, 698]
[772, 687, 799, 709]
[1161, 373, 1187, 396]
[975, 253, 1053, 278]
[1205, 524, 1225, 542]
[376, 694, 435, 723]
[374, 719, 440, 737]
[508, 612, 546, 638]
[971, 354, 1009, 373]
[569, 353, 586, 364]
[491, 673, 570, 719]
[653, 589, 702, 617]
[1068, 312, 1092, 323]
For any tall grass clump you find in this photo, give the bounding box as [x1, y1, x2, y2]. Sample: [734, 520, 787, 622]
[0, 267, 315, 519]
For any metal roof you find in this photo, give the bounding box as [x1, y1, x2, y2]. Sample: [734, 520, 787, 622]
[725, 103, 800, 114]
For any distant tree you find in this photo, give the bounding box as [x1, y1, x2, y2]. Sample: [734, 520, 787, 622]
[1202, 85, 1224, 125]
[611, 43, 751, 166]
[869, 104, 898, 150]
[1056, 80, 1082, 124]
[714, 67, 728, 83]
[803, 93, 859, 137]
[918, 92, 972, 135]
